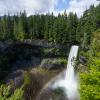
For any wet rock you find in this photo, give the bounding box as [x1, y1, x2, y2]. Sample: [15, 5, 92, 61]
[79, 56, 87, 64]
[0, 42, 6, 52]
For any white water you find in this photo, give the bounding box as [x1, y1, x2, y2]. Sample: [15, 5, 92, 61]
[52, 45, 79, 100]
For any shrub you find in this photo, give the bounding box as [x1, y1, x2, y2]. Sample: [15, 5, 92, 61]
[0, 84, 24, 100]
[80, 30, 100, 100]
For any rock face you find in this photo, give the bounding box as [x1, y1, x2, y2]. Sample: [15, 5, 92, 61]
[23, 39, 66, 49]
[40, 58, 65, 70]
[6, 70, 24, 88]
[0, 41, 43, 80]
[12, 57, 41, 70]
[0, 40, 67, 80]
[2, 42, 42, 69]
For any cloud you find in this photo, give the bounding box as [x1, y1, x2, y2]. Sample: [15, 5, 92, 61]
[0, 0, 58, 15]
[0, 0, 100, 17]
[65, 0, 100, 17]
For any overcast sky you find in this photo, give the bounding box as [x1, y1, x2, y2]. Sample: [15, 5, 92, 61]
[0, 0, 100, 17]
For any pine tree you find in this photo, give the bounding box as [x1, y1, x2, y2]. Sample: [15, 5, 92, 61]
[13, 17, 25, 41]
[20, 11, 29, 39]
[44, 14, 50, 41]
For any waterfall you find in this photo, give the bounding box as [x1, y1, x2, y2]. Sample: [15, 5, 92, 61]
[52, 45, 79, 100]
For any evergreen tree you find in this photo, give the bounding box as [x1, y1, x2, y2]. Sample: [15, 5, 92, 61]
[0, 4, 99, 45]
[13, 17, 25, 40]
[67, 13, 78, 44]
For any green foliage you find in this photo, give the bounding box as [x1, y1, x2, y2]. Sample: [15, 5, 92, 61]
[0, 84, 11, 99]
[0, 4, 100, 100]
[80, 58, 100, 100]
[52, 58, 67, 65]
[9, 88, 24, 100]
[0, 10, 79, 44]
[15, 18, 25, 40]
[80, 30, 100, 100]
[0, 4, 100, 45]
[0, 84, 24, 100]
[77, 4, 100, 44]
[23, 71, 31, 85]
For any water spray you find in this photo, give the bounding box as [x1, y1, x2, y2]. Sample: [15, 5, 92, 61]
[52, 45, 80, 100]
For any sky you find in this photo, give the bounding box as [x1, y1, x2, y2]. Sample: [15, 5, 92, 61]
[0, 0, 100, 17]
